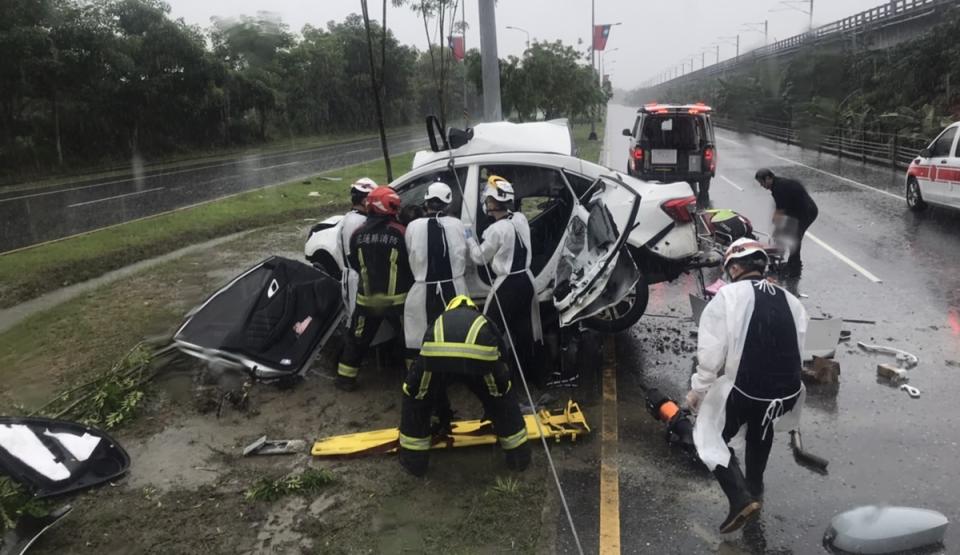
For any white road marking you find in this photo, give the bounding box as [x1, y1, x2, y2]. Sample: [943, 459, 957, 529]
[68, 187, 165, 208]
[806, 232, 883, 283]
[718, 174, 744, 191]
[715, 133, 906, 201]
[759, 149, 905, 201]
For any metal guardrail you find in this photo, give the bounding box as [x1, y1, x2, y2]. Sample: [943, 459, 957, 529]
[656, 0, 957, 87]
[714, 117, 929, 171]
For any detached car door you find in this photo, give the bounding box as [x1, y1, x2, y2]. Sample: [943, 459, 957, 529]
[553, 175, 641, 327]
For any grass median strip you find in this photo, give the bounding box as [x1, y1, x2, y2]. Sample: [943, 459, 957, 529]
[0, 152, 414, 309]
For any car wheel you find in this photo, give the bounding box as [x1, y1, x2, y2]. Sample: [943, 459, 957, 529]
[583, 274, 649, 333]
[906, 177, 927, 212]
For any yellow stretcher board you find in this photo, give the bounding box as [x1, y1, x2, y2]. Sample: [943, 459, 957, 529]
[311, 401, 590, 457]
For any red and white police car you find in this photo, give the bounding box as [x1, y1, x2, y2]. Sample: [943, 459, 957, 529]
[907, 122, 960, 211]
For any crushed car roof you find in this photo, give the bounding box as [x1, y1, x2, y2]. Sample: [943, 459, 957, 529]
[412, 118, 573, 169]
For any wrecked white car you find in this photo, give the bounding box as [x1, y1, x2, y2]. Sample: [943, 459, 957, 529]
[306, 118, 710, 333]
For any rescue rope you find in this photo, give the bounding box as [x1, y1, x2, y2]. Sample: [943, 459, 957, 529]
[445, 158, 585, 555]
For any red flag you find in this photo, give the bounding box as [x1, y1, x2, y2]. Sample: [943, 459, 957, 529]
[593, 24, 611, 51]
[448, 35, 465, 62]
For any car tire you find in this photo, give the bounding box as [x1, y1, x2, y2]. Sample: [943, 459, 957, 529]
[906, 177, 927, 212]
[583, 274, 649, 333]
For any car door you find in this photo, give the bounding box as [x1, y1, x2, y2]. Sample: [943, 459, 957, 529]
[553, 175, 641, 327]
[950, 130, 960, 207]
[919, 125, 957, 204]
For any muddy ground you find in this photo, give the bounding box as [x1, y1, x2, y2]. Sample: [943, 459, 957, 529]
[2, 221, 563, 554]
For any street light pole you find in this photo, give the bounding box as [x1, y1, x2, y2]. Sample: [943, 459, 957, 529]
[478, 0, 502, 121]
[505, 25, 530, 49]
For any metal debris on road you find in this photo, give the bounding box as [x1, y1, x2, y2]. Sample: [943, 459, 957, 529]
[857, 342, 919, 368]
[243, 436, 307, 456]
[900, 384, 921, 399]
[876, 363, 908, 382]
[789, 430, 829, 474]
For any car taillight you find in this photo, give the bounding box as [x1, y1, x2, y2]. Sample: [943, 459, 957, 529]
[661, 196, 697, 223]
[632, 147, 644, 161]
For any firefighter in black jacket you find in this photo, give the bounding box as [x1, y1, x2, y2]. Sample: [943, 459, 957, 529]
[336, 186, 414, 391]
[398, 295, 531, 476]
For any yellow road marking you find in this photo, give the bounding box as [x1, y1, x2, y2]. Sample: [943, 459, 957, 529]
[599, 335, 621, 555]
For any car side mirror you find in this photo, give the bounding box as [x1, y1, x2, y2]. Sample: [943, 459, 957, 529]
[622, 128, 632, 137]
[0, 417, 130, 498]
[918, 148, 931, 158]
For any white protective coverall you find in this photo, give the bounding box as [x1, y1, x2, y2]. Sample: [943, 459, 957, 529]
[336, 209, 367, 319]
[467, 212, 543, 343]
[403, 213, 469, 350]
[691, 278, 808, 471]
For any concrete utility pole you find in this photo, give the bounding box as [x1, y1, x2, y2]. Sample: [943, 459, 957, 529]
[478, 0, 501, 121]
[462, 0, 468, 126]
[589, 0, 597, 140]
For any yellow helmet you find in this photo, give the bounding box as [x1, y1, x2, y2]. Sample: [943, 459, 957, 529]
[445, 295, 477, 310]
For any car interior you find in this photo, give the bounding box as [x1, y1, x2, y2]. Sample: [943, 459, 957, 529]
[395, 168, 468, 225]
[640, 115, 704, 151]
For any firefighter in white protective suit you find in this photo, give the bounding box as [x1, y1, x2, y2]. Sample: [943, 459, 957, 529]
[465, 175, 542, 377]
[686, 237, 808, 534]
[337, 177, 377, 319]
[403, 182, 469, 352]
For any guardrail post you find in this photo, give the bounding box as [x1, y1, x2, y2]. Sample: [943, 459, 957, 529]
[892, 132, 898, 170]
[862, 128, 867, 164]
[838, 127, 843, 159]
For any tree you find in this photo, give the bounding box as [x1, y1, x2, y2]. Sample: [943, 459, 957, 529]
[360, 0, 393, 181]
[398, 0, 462, 129]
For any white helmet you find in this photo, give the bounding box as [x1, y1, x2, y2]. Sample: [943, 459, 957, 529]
[351, 177, 378, 194]
[424, 182, 453, 204]
[481, 175, 515, 213]
[723, 238, 769, 268]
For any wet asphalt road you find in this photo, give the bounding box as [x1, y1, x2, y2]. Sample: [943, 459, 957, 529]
[553, 104, 960, 554]
[0, 131, 426, 253]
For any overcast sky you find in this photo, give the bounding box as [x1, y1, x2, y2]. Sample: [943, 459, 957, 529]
[167, 0, 886, 90]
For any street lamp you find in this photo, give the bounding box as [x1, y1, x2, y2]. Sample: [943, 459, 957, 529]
[505, 25, 530, 49]
[601, 47, 618, 85]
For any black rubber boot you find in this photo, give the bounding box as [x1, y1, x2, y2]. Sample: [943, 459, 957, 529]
[334, 375, 357, 392]
[713, 456, 761, 534]
[504, 443, 531, 471]
[399, 449, 429, 477]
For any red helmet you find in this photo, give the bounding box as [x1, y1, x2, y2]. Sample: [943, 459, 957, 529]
[366, 186, 401, 216]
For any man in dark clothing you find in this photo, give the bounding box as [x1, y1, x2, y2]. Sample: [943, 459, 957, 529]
[398, 295, 531, 477]
[755, 168, 818, 277]
[336, 186, 414, 392]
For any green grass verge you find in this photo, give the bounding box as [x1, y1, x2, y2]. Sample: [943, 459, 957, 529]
[571, 119, 605, 164]
[0, 152, 415, 309]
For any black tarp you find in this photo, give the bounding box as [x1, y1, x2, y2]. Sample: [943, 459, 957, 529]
[174, 257, 342, 381]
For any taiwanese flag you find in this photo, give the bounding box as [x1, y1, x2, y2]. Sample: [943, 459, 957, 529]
[448, 35, 465, 62]
[593, 24, 611, 51]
